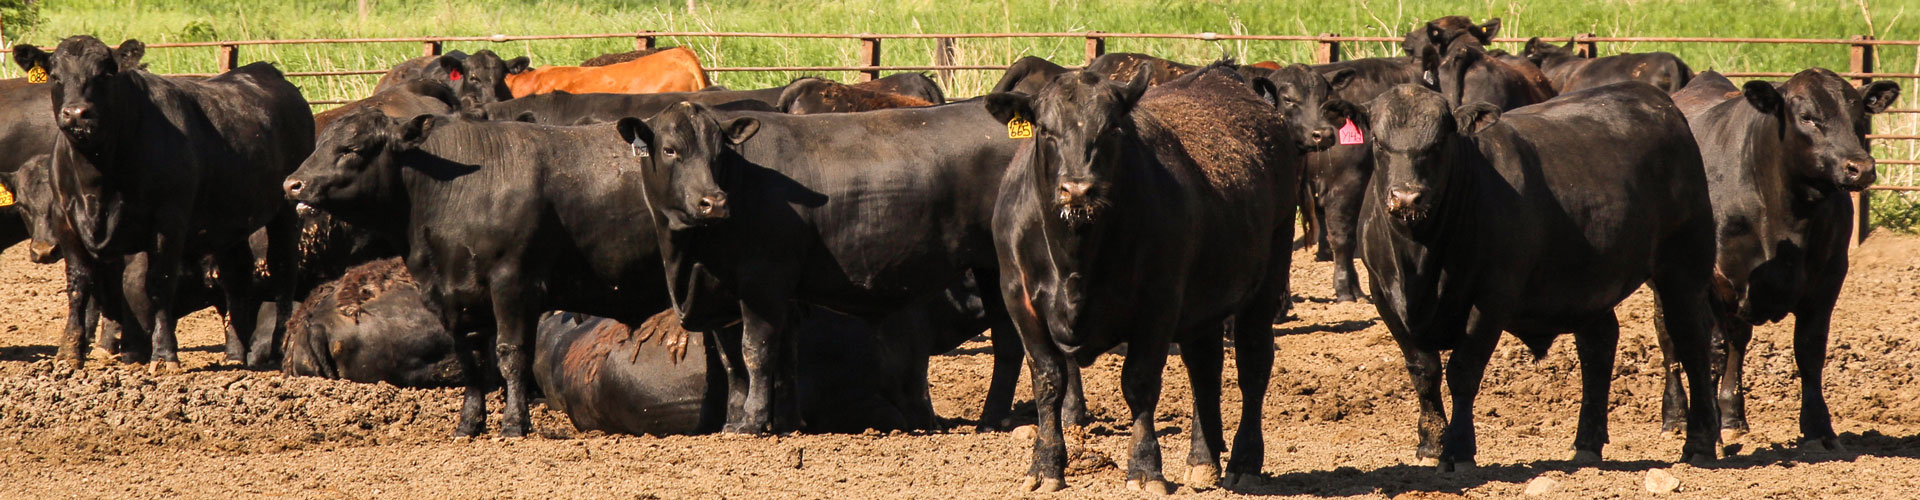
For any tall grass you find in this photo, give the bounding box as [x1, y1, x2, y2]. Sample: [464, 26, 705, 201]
[4, 0, 1919, 230]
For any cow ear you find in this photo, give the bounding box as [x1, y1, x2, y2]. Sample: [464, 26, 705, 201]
[1325, 68, 1356, 93]
[1521, 37, 1546, 60]
[1120, 66, 1152, 106]
[114, 39, 146, 72]
[395, 114, 441, 151]
[983, 92, 1034, 126]
[1862, 81, 1901, 114]
[432, 56, 464, 82]
[1418, 45, 1442, 88]
[1321, 99, 1364, 132]
[1741, 81, 1783, 115]
[720, 117, 759, 145]
[616, 117, 655, 155]
[1452, 102, 1501, 135]
[504, 56, 531, 74]
[1474, 18, 1501, 44]
[12, 44, 49, 74]
[1250, 77, 1282, 107]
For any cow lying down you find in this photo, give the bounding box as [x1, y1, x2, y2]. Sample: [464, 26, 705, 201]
[284, 258, 984, 434]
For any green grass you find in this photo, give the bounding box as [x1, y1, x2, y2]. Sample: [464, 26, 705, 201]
[4, 0, 1920, 230]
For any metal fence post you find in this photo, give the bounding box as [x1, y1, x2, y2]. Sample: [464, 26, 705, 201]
[1574, 33, 1599, 58]
[636, 30, 657, 51]
[422, 41, 442, 57]
[858, 36, 881, 82]
[933, 37, 957, 90]
[1850, 34, 1876, 248]
[217, 44, 239, 73]
[1085, 31, 1106, 65]
[1314, 33, 1341, 64]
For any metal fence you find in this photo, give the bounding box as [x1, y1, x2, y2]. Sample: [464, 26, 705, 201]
[2, 29, 1916, 242]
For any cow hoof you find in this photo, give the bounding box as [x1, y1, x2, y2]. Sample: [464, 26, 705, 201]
[1801, 437, 1844, 453]
[1125, 478, 1176, 495]
[1184, 464, 1220, 489]
[1720, 428, 1747, 442]
[1436, 459, 1476, 473]
[1221, 472, 1258, 490]
[722, 423, 770, 435]
[147, 361, 184, 376]
[1571, 450, 1602, 464]
[1019, 475, 1066, 493]
[1416, 457, 1440, 467]
[1679, 450, 1716, 467]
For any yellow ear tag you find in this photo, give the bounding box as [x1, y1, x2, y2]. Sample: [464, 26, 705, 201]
[25, 62, 48, 84]
[0, 184, 15, 207]
[1007, 114, 1034, 139]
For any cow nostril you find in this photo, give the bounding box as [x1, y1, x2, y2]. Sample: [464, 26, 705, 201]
[283, 179, 305, 196]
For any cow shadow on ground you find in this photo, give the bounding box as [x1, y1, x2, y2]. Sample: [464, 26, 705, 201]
[1224, 430, 1920, 497]
[0, 344, 55, 362]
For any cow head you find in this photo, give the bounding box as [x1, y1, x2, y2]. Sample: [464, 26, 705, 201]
[1, 155, 62, 264]
[284, 108, 432, 225]
[1416, 33, 1492, 107]
[1741, 69, 1899, 192]
[1361, 84, 1498, 223]
[1521, 37, 1578, 67]
[1253, 63, 1354, 152]
[14, 36, 145, 148]
[985, 69, 1150, 229]
[616, 102, 759, 231]
[434, 49, 526, 109]
[1402, 16, 1499, 58]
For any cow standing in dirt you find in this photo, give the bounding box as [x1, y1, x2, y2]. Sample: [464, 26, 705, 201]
[1660, 69, 1899, 450]
[988, 62, 1296, 492]
[15, 37, 311, 371]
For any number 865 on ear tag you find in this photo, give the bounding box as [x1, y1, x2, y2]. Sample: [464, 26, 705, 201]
[1007, 115, 1034, 139]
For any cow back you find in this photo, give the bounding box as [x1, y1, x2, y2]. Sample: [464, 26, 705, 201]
[505, 47, 710, 97]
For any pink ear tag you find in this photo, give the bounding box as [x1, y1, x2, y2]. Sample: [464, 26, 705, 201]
[1337, 118, 1365, 145]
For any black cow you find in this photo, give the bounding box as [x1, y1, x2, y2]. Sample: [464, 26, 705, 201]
[1356, 82, 1721, 469]
[855, 72, 947, 105]
[1414, 25, 1556, 109]
[1296, 57, 1422, 302]
[372, 49, 527, 108]
[15, 37, 312, 372]
[1402, 16, 1499, 58]
[1085, 52, 1199, 87]
[1658, 70, 1898, 450]
[987, 62, 1295, 492]
[284, 110, 672, 437]
[480, 89, 780, 125]
[1523, 37, 1694, 93]
[624, 98, 1061, 434]
[313, 79, 459, 131]
[992, 56, 1071, 95]
[0, 79, 58, 249]
[778, 77, 937, 114]
[282, 258, 464, 387]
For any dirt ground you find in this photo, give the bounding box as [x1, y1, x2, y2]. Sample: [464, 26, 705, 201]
[0, 233, 1917, 500]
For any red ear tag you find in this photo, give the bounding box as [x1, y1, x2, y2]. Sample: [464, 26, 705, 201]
[1338, 118, 1365, 145]
[449, 69, 463, 81]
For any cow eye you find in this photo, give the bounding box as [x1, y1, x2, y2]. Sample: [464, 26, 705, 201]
[663, 147, 678, 158]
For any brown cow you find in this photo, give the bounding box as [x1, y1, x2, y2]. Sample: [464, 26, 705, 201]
[505, 46, 710, 97]
[779, 77, 934, 114]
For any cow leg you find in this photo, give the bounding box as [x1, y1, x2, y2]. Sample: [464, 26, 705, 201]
[1226, 309, 1277, 487]
[1389, 310, 1447, 464]
[56, 257, 98, 368]
[1434, 315, 1500, 471]
[214, 244, 256, 364]
[488, 276, 536, 437]
[1649, 280, 1722, 464]
[1006, 295, 1068, 492]
[1571, 313, 1620, 462]
[709, 326, 750, 425]
[1119, 336, 1173, 494]
[250, 213, 301, 367]
[1063, 361, 1091, 427]
[979, 319, 1023, 430]
[1792, 297, 1841, 450]
[115, 255, 156, 366]
[1652, 292, 1689, 436]
[731, 297, 795, 435]
[83, 297, 121, 360]
[1177, 329, 1224, 489]
[1716, 318, 1754, 440]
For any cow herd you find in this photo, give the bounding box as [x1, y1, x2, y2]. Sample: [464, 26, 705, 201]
[0, 14, 1902, 494]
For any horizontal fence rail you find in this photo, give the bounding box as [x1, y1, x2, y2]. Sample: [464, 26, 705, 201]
[1, 29, 1916, 243]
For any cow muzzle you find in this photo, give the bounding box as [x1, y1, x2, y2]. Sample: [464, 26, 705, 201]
[1304, 125, 1337, 152]
[58, 106, 97, 138]
[27, 241, 58, 264]
[693, 191, 729, 221]
[1055, 179, 1102, 226]
[1839, 156, 1876, 191]
[1386, 186, 1429, 222]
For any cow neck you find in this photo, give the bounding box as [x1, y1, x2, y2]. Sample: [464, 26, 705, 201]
[1029, 126, 1148, 349]
[1371, 133, 1484, 337]
[1734, 105, 1817, 245]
